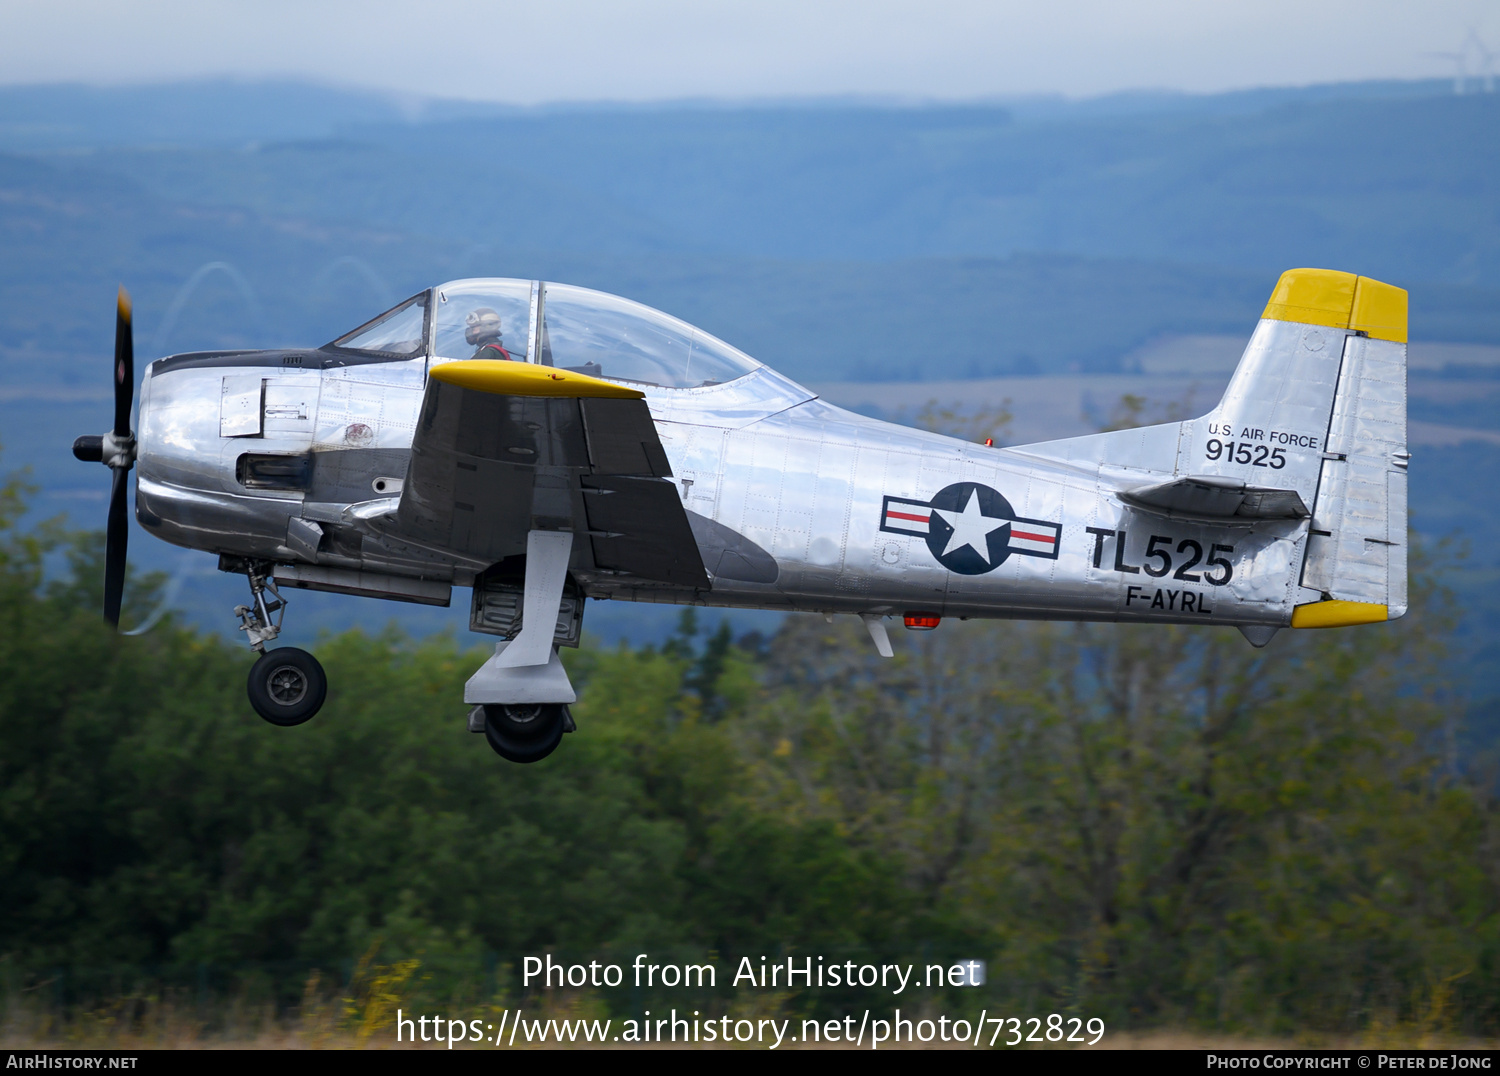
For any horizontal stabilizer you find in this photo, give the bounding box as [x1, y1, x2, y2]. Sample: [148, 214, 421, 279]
[1119, 474, 1310, 521]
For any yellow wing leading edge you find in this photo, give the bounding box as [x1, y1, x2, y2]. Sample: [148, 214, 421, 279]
[430, 359, 645, 400]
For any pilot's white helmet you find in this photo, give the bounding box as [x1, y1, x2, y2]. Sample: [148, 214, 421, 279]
[464, 307, 503, 346]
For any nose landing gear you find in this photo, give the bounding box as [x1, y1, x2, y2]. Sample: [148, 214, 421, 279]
[248, 646, 327, 726]
[227, 557, 328, 727]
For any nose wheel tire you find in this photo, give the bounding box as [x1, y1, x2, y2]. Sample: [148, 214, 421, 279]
[483, 703, 567, 764]
[248, 647, 327, 726]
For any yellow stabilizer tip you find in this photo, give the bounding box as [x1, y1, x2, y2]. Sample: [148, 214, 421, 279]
[1350, 276, 1408, 343]
[1261, 268, 1357, 329]
[116, 286, 132, 323]
[1261, 268, 1407, 343]
[1290, 600, 1389, 629]
[430, 359, 644, 400]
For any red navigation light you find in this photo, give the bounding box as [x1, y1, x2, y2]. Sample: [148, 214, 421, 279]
[903, 612, 941, 631]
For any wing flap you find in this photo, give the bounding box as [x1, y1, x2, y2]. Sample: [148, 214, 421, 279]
[583, 476, 709, 587]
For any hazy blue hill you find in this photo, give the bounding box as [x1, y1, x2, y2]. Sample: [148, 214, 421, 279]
[998, 78, 1460, 121]
[0, 76, 1455, 153]
[0, 151, 462, 373]
[87, 137, 703, 260]
[0, 80, 414, 150]
[42, 85, 1492, 308]
[12, 78, 1487, 391]
[0, 154, 1311, 391]
[0, 145, 1278, 387]
[335, 92, 1500, 285]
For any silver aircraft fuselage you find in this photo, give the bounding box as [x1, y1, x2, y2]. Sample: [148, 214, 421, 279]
[134, 274, 1411, 640]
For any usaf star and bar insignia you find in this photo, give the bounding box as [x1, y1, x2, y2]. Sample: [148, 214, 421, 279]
[880, 482, 1061, 575]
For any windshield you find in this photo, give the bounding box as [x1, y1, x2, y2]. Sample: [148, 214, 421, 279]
[433, 280, 533, 362]
[542, 283, 760, 389]
[330, 292, 429, 357]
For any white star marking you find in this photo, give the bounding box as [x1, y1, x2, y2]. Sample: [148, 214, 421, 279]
[933, 489, 1010, 564]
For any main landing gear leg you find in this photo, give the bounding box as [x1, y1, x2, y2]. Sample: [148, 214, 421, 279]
[232, 559, 327, 727]
[465, 531, 577, 764]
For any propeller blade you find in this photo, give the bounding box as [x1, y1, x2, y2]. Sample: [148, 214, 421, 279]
[104, 465, 129, 627]
[113, 287, 133, 438]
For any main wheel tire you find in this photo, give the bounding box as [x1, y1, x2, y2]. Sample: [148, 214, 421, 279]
[247, 647, 327, 727]
[483, 703, 566, 763]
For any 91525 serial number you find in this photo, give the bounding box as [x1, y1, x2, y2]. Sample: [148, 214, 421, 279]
[1205, 439, 1286, 468]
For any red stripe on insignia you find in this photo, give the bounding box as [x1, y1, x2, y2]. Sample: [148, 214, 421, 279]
[1011, 529, 1055, 543]
[887, 510, 929, 523]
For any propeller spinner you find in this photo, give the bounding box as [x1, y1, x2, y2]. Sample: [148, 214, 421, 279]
[71, 287, 138, 627]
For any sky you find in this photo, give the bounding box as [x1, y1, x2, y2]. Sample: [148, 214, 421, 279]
[0, 0, 1495, 104]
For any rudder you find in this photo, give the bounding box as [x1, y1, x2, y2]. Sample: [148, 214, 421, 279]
[1294, 275, 1409, 624]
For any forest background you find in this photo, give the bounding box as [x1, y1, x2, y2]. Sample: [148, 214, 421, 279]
[1, 77, 1498, 1041]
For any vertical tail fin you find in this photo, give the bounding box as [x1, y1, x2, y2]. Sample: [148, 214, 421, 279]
[1017, 267, 1408, 630]
[1192, 269, 1408, 626]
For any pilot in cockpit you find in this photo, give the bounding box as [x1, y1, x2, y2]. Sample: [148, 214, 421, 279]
[465, 307, 515, 361]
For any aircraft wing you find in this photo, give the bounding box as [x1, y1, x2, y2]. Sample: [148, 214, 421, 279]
[1118, 474, 1310, 521]
[393, 361, 709, 587]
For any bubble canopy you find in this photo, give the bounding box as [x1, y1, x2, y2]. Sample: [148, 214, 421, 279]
[427, 279, 763, 389]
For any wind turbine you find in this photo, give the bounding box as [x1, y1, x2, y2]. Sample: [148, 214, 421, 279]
[1429, 29, 1495, 94]
[1468, 28, 1496, 93]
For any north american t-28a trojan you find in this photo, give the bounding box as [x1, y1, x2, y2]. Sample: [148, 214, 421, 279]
[74, 269, 1409, 762]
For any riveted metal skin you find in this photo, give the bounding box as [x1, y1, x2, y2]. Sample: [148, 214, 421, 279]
[131, 273, 1408, 637]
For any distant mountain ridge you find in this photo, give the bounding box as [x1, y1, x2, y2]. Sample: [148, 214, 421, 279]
[1, 76, 1496, 387]
[0, 75, 1465, 148]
